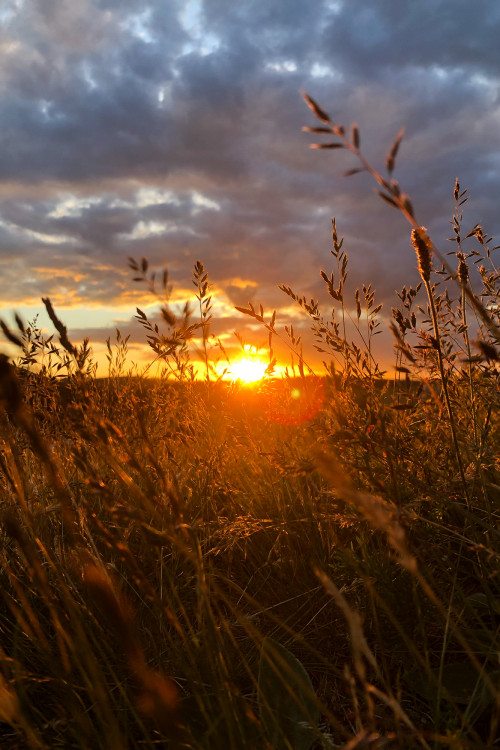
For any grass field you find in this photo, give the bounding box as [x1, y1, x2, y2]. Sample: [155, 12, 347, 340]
[0, 99, 499, 749]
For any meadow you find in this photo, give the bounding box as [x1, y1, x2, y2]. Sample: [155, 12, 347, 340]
[0, 96, 499, 748]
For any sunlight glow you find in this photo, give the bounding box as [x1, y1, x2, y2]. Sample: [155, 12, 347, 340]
[230, 356, 268, 384]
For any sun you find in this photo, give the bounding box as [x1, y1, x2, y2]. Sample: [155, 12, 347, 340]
[230, 356, 268, 384]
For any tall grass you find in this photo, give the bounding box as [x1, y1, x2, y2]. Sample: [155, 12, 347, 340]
[0, 95, 498, 749]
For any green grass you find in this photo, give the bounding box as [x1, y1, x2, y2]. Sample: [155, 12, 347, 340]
[0, 98, 499, 748]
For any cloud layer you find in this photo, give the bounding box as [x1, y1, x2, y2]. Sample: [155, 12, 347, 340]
[1, 0, 499, 370]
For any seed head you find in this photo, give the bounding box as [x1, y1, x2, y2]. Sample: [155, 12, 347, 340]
[411, 227, 432, 282]
[457, 253, 469, 285]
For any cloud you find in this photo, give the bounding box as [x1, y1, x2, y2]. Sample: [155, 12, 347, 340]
[0, 0, 499, 370]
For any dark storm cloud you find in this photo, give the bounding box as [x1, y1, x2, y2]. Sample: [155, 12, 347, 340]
[0, 0, 499, 363]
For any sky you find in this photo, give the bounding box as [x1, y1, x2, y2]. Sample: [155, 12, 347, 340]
[0, 0, 499, 377]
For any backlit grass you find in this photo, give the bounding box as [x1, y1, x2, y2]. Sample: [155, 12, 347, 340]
[0, 97, 498, 749]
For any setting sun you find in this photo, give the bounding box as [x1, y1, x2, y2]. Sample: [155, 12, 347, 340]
[229, 356, 268, 383]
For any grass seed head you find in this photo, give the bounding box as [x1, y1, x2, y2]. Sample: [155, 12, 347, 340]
[411, 227, 432, 282]
[457, 252, 469, 285]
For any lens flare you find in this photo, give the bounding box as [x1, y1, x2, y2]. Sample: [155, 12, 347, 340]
[264, 378, 325, 424]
